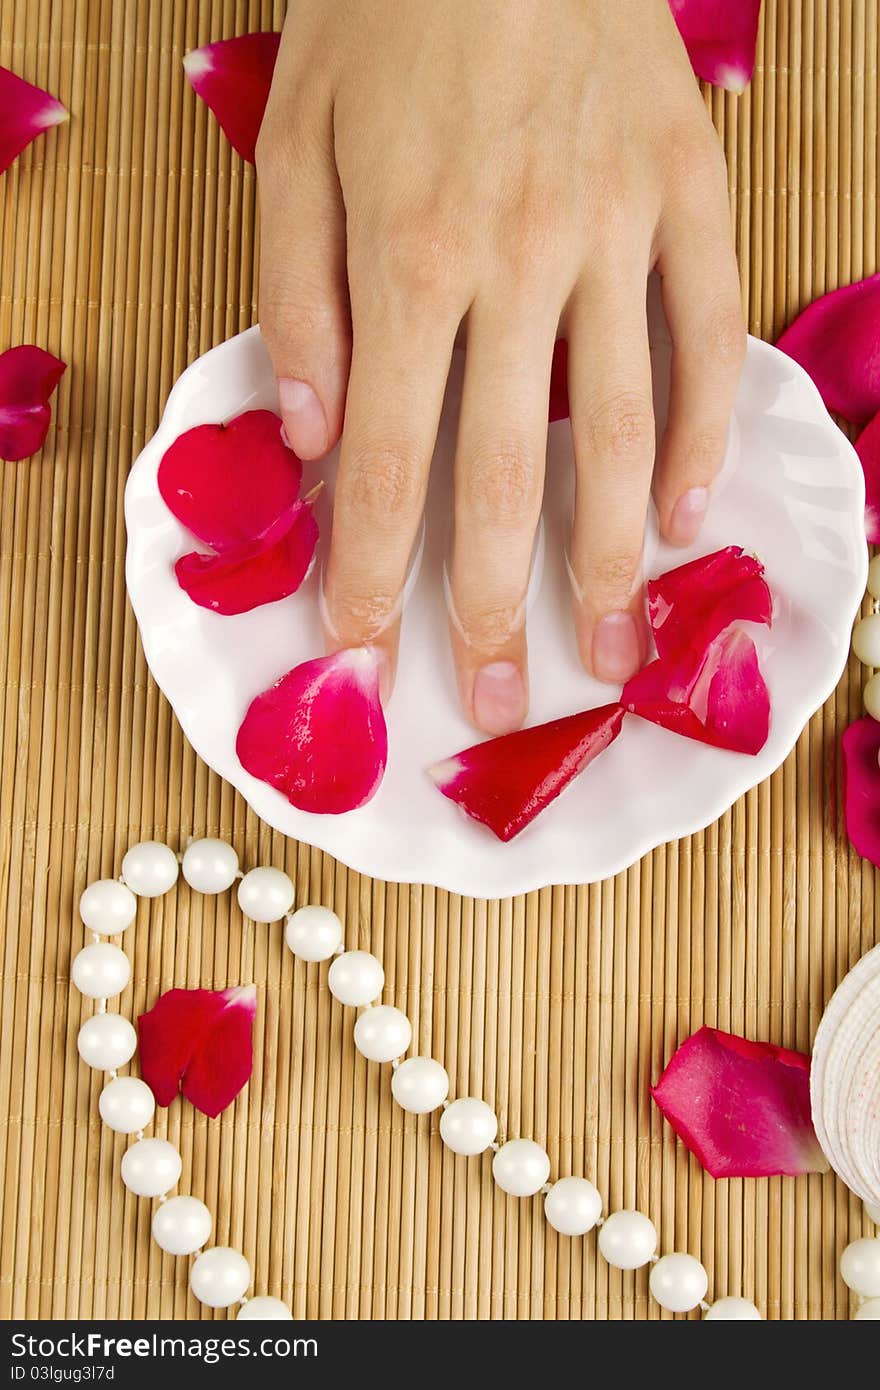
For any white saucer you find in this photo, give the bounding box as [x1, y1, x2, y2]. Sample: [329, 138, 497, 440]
[125, 299, 867, 897]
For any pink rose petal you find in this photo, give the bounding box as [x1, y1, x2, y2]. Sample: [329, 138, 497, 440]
[842, 716, 880, 868]
[428, 703, 624, 842]
[623, 627, 770, 754]
[237, 647, 388, 814]
[776, 272, 880, 424]
[548, 339, 569, 422]
[856, 410, 880, 543]
[648, 545, 772, 661]
[0, 64, 68, 175]
[651, 1025, 827, 1178]
[158, 409, 302, 551]
[138, 985, 256, 1118]
[668, 0, 762, 92]
[0, 345, 66, 461]
[183, 32, 280, 163]
[175, 497, 318, 614]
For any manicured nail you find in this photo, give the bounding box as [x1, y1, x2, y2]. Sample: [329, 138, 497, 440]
[668, 485, 709, 547]
[592, 611, 641, 684]
[278, 378, 328, 459]
[473, 661, 527, 735]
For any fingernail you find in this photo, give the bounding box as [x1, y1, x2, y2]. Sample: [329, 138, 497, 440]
[668, 485, 709, 546]
[278, 378, 328, 459]
[592, 611, 641, 683]
[473, 661, 527, 735]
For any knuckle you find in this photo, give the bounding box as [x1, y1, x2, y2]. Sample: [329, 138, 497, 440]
[585, 393, 655, 464]
[343, 443, 423, 519]
[673, 426, 727, 480]
[384, 203, 462, 300]
[585, 549, 641, 598]
[330, 583, 399, 639]
[463, 444, 541, 525]
[456, 599, 521, 652]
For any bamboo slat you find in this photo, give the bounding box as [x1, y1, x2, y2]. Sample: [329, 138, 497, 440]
[1, 0, 878, 1321]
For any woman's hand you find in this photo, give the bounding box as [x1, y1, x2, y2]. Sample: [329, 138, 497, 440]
[256, 0, 745, 734]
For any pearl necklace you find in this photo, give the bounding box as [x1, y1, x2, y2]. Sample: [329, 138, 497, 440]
[71, 838, 880, 1320]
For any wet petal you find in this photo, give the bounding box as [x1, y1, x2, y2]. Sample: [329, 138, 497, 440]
[0, 65, 67, 175]
[0, 345, 66, 461]
[138, 985, 257, 1117]
[648, 545, 772, 661]
[856, 410, 880, 544]
[237, 648, 388, 814]
[668, 0, 762, 92]
[842, 716, 880, 868]
[175, 498, 318, 614]
[428, 704, 624, 842]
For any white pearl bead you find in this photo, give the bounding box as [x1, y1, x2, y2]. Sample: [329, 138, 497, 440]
[77, 1012, 137, 1070]
[390, 1057, 449, 1113]
[237, 1297, 293, 1320]
[78, 879, 137, 936]
[98, 1076, 155, 1133]
[868, 555, 880, 599]
[190, 1247, 251, 1308]
[852, 613, 880, 666]
[120, 841, 179, 897]
[353, 1005, 412, 1063]
[597, 1210, 658, 1269]
[544, 1177, 603, 1235]
[237, 867, 295, 923]
[866, 1199, 880, 1226]
[284, 904, 343, 961]
[840, 1237, 880, 1296]
[865, 672, 880, 720]
[439, 1098, 498, 1155]
[854, 1298, 880, 1319]
[120, 1138, 182, 1197]
[151, 1195, 213, 1255]
[71, 943, 131, 999]
[704, 1296, 762, 1320]
[492, 1139, 551, 1197]
[328, 950, 384, 1006]
[181, 838, 240, 894]
[649, 1252, 709, 1312]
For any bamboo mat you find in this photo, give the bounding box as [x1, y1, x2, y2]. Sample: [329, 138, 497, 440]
[1, 0, 878, 1323]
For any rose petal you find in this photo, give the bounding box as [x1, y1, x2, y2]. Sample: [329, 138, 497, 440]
[668, 0, 762, 92]
[842, 716, 880, 868]
[180, 986, 257, 1118]
[174, 498, 318, 614]
[428, 704, 624, 842]
[137, 985, 256, 1117]
[158, 409, 302, 551]
[0, 65, 68, 175]
[776, 272, 880, 424]
[0, 345, 66, 461]
[548, 339, 569, 422]
[183, 32, 280, 163]
[623, 627, 770, 754]
[651, 1025, 828, 1178]
[237, 647, 388, 814]
[856, 411, 880, 543]
[648, 545, 772, 661]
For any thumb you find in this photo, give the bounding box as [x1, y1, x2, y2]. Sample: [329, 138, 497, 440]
[256, 103, 350, 460]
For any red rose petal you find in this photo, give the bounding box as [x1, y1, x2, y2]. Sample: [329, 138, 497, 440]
[623, 627, 770, 754]
[651, 1025, 827, 1178]
[138, 985, 256, 1118]
[428, 703, 624, 842]
[158, 409, 302, 551]
[0, 64, 68, 175]
[174, 497, 318, 614]
[842, 716, 880, 868]
[237, 647, 388, 814]
[648, 545, 772, 661]
[668, 0, 762, 92]
[548, 339, 569, 422]
[776, 272, 880, 424]
[183, 32, 280, 163]
[180, 986, 257, 1118]
[0, 345, 66, 461]
[856, 410, 880, 544]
